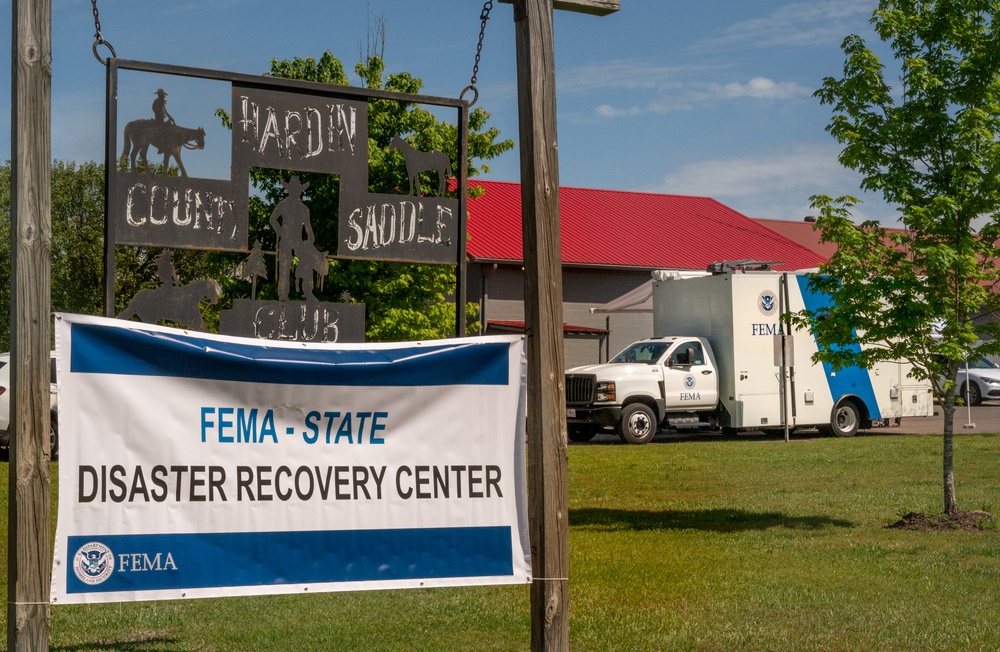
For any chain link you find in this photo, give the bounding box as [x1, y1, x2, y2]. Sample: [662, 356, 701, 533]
[91, 0, 103, 43]
[91, 0, 116, 64]
[461, 1, 493, 107]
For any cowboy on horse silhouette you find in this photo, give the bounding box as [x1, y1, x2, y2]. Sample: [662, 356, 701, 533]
[120, 88, 205, 177]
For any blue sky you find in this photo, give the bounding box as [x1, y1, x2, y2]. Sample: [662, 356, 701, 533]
[1, 0, 898, 223]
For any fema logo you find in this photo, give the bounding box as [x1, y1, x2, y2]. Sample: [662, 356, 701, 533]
[684, 375, 696, 389]
[73, 542, 114, 586]
[758, 290, 778, 316]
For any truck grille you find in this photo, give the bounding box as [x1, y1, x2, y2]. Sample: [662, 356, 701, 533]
[565, 374, 596, 404]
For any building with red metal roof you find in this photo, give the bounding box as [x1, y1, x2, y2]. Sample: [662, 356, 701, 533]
[467, 180, 827, 270]
[465, 180, 828, 367]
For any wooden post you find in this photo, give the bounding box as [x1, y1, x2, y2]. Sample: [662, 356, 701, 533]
[8, 0, 53, 649]
[503, 0, 617, 649]
[512, 2, 569, 650]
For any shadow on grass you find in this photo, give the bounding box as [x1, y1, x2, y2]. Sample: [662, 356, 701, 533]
[570, 508, 854, 533]
[52, 637, 179, 652]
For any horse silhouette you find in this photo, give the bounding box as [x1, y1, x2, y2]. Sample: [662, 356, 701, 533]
[118, 278, 221, 332]
[391, 136, 452, 197]
[120, 119, 206, 177]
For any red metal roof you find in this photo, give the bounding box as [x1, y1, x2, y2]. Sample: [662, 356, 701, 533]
[466, 180, 827, 271]
[752, 217, 840, 259]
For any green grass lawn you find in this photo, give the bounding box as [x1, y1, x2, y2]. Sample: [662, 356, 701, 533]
[3, 432, 1000, 651]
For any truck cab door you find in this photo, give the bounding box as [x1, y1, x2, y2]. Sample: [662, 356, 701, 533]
[662, 340, 718, 410]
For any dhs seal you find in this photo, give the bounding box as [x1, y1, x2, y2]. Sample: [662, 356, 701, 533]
[758, 290, 778, 316]
[684, 374, 696, 388]
[73, 542, 114, 586]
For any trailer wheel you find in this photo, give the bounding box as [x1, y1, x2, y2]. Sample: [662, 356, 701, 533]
[821, 401, 860, 438]
[618, 404, 657, 444]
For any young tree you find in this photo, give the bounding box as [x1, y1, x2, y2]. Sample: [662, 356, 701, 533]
[219, 51, 512, 341]
[801, 1, 1000, 515]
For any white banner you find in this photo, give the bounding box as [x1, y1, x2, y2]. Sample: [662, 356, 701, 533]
[51, 314, 529, 604]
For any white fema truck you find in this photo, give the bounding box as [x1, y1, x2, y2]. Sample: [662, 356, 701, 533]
[565, 270, 934, 443]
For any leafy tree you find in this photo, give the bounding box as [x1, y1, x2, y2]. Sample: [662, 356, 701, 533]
[219, 51, 512, 341]
[800, 0, 1000, 514]
[0, 160, 233, 350]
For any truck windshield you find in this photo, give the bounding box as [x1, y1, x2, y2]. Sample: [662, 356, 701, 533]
[610, 342, 669, 365]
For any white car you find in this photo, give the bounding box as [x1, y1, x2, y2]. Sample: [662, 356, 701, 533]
[955, 356, 1000, 406]
[0, 352, 59, 459]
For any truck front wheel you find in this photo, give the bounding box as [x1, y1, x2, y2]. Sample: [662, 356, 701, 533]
[821, 401, 860, 438]
[618, 404, 657, 444]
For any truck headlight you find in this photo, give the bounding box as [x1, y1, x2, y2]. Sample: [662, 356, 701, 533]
[596, 381, 616, 402]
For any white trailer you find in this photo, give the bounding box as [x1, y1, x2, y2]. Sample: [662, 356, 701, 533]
[652, 271, 934, 435]
[564, 270, 934, 443]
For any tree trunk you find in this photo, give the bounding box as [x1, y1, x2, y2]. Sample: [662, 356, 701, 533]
[943, 431, 956, 514]
[942, 363, 958, 515]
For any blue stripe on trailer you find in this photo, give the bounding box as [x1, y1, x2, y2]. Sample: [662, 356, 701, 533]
[795, 276, 881, 419]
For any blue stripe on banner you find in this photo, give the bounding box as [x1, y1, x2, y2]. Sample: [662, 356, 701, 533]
[69, 322, 510, 386]
[66, 526, 514, 594]
[795, 276, 881, 419]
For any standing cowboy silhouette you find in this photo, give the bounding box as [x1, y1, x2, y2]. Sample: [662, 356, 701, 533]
[269, 176, 316, 301]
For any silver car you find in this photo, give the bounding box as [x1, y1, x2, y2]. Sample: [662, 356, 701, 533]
[0, 352, 59, 459]
[956, 356, 1000, 406]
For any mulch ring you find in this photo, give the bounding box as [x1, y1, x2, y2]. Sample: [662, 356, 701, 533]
[887, 510, 996, 532]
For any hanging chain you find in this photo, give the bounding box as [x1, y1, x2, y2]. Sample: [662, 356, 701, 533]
[461, 1, 493, 107]
[91, 0, 117, 65]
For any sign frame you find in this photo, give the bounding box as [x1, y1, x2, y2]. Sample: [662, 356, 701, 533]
[103, 58, 470, 336]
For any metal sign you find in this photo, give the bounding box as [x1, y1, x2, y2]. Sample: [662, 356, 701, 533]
[220, 300, 366, 343]
[105, 59, 470, 342]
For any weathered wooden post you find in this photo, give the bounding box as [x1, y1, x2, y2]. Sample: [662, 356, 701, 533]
[500, 0, 618, 649]
[8, 0, 53, 649]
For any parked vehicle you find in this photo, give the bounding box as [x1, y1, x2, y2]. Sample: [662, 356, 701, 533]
[565, 270, 934, 443]
[0, 352, 59, 459]
[952, 357, 1000, 406]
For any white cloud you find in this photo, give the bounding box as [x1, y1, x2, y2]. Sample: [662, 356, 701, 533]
[699, 0, 875, 50]
[712, 77, 812, 100]
[558, 60, 697, 94]
[648, 143, 899, 223]
[587, 75, 811, 117]
[653, 143, 847, 198]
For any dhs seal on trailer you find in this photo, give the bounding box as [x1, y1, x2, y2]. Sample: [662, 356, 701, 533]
[758, 290, 778, 316]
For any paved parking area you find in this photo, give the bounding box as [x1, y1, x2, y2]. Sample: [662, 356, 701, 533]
[580, 401, 1000, 445]
[862, 401, 1000, 435]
